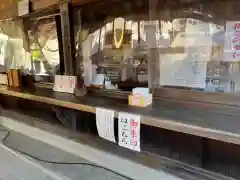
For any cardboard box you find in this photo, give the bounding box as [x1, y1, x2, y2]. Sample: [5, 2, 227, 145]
[128, 94, 152, 107]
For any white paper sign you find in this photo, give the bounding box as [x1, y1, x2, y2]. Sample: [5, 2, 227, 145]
[53, 75, 76, 94]
[144, 21, 159, 48]
[131, 21, 138, 48]
[62, 75, 76, 93]
[159, 18, 211, 89]
[91, 29, 100, 55]
[68, 76, 77, 93]
[96, 108, 116, 143]
[224, 21, 240, 62]
[159, 57, 207, 88]
[118, 112, 140, 152]
[18, 0, 29, 16]
[53, 75, 62, 92]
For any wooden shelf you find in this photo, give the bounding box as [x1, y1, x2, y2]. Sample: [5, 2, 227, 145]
[2, 86, 240, 146]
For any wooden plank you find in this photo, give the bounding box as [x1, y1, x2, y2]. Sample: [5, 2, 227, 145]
[0, 0, 12, 10]
[155, 88, 240, 107]
[30, 0, 62, 11]
[71, 0, 101, 6]
[0, 4, 17, 20]
[0, 87, 95, 113]
[1, 87, 240, 146]
[0, 0, 62, 20]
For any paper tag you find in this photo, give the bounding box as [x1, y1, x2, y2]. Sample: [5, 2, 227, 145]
[118, 112, 141, 152]
[18, 0, 29, 16]
[96, 108, 116, 143]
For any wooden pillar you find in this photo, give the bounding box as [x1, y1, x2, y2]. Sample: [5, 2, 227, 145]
[60, 2, 74, 75]
[148, 0, 158, 94]
[73, 8, 82, 78]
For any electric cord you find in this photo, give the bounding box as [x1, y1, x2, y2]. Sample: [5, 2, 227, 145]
[0, 129, 134, 180]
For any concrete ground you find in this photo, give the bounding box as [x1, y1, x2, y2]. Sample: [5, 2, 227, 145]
[0, 128, 184, 180]
[0, 129, 129, 180]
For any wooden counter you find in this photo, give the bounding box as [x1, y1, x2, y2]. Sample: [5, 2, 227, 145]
[1, 87, 240, 146]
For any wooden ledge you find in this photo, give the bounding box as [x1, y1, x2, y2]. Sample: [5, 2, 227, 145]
[1, 87, 240, 146]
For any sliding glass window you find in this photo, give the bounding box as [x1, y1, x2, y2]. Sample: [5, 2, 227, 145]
[27, 17, 61, 83]
[0, 20, 29, 73]
[151, 0, 240, 95]
[79, 0, 149, 91]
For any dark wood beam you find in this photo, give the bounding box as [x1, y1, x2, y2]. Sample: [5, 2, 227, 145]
[60, 1, 74, 75]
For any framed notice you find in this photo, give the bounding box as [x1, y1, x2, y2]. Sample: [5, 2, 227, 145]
[118, 112, 141, 152]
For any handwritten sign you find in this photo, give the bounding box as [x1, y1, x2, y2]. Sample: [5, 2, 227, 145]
[96, 108, 116, 143]
[224, 21, 240, 62]
[118, 112, 140, 152]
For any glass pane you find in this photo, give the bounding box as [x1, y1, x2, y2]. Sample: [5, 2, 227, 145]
[28, 18, 60, 83]
[79, 0, 149, 91]
[153, 0, 240, 93]
[0, 20, 30, 73]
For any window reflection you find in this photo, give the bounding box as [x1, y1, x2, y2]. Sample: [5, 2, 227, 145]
[80, 0, 149, 91]
[154, 0, 240, 93]
[28, 18, 60, 82]
[0, 21, 30, 73]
